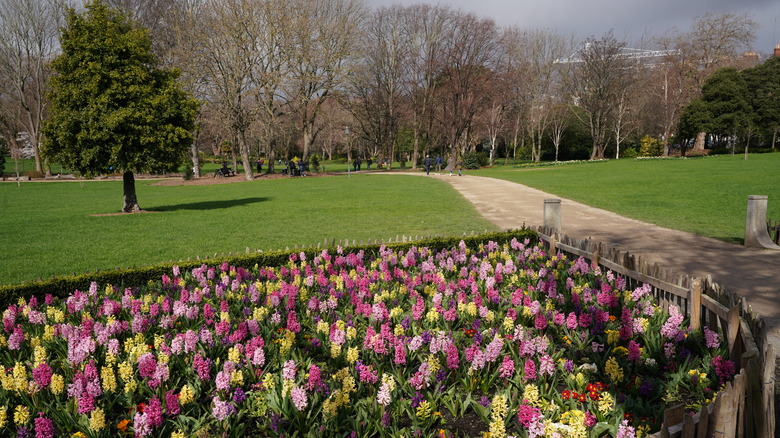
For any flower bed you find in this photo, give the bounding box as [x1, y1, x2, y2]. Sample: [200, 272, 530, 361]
[0, 239, 735, 437]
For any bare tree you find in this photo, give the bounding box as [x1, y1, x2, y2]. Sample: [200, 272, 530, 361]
[283, 0, 365, 161]
[346, 5, 409, 164]
[433, 11, 500, 157]
[196, 0, 292, 180]
[401, 4, 453, 167]
[654, 12, 756, 153]
[547, 101, 569, 161]
[0, 0, 61, 174]
[566, 31, 631, 160]
[510, 29, 572, 162]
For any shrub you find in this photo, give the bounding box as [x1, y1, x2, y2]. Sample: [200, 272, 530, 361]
[309, 154, 321, 173]
[639, 136, 663, 157]
[462, 151, 488, 169]
[621, 147, 638, 159]
[0, 229, 538, 305]
[25, 170, 44, 179]
[182, 164, 195, 180]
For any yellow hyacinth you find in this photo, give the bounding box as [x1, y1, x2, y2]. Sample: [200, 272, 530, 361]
[101, 366, 117, 393]
[50, 374, 64, 395]
[346, 346, 359, 364]
[89, 407, 106, 431]
[179, 384, 195, 405]
[14, 405, 30, 425]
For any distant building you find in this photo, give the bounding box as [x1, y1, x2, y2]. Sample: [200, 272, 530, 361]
[774, 44, 780, 58]
[742, 51, 760, 66]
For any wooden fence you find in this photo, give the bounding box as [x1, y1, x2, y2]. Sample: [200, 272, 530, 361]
[768, 219, 780, 245]
[536, 227, 776, 438]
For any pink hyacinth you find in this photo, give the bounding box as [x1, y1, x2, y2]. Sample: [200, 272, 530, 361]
[617, 419, 636, 438]
[523, 359, 537, 381]
[212, 396, 232, 421]
[32, 363, 53, 388]
[137, 353, 157, 379]
[539, 354, 554, 376]
[358, 364, 378, 384]
[628, 340, 642, 362]
[166, 391, 180, 416]
[77, 394, 95, 414]
[499, 355, 515, 378]
[146, 396, 163, 427]
[215, 371, 231, 391]
[193, 354, 211, 381]
[306, 364, 322, 390]
[704, 327, 720, 349]
[377, 382, 391, 406]
[517, 403, 542, 428]
[446, 343, 460, 370]
[283, 360, 296, 380]
[291, 386, 308, 411]
[34, 412, 54, 438]
[394, 342, 407, 365]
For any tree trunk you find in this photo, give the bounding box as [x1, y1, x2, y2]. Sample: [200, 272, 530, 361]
[122, 171, 141, 213]
[191, 127, 201, 178]
[411, 128, 420, 170]
[302, 121, 314, 161]
[238, 131, 253, 181]
[693, 132, 706, 152]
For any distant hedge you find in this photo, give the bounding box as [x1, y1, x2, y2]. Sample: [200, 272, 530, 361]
[0, 229, 537, 306]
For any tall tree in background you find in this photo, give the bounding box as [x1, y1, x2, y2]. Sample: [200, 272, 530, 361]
[42, 0, 198, 212]
[513, 29, 572, 162]
[347, 5, 408, 165]
[197, 0, 275, 180]
[434, 12, 499, 157]
[0, 0, 61, 174]
[285, 0, 365, 161]
[743, 57, 780, 150]
[566, 31, 630, 160]
[657, 12, 756, 153]
[403, 4, 452, 166]
[700, 67, 751, 152]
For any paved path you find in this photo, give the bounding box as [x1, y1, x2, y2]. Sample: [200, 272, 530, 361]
[414, 172, 780, 349]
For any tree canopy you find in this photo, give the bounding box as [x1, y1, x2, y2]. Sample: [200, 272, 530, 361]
[678, 57, 779, 152]
[41, 0, 198, 212]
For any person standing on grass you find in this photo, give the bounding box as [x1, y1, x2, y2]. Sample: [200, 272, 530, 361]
[424, 154, 432, 175]
[445, 155, 455, 176]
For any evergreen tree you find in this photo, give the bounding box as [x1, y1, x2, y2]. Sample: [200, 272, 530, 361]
[42, 0, 198, 212]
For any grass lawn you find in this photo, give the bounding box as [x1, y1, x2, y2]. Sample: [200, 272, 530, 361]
[473, 153, 780, 245]
[0, 174, 497, 286]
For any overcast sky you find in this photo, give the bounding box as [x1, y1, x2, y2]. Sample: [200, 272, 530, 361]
[364, 0, 780, 56]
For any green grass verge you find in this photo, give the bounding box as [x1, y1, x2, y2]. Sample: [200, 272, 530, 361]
[473, 153, 780, 245]
[0, 174, 497, 285]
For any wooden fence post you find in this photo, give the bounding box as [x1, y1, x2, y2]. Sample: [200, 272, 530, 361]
[689, 278, 702, 331]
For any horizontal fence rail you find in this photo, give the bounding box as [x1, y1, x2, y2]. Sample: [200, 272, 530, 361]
[536, 227, 775, 438]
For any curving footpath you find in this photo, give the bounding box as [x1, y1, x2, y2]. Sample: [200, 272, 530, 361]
[415, 172, 780, 351]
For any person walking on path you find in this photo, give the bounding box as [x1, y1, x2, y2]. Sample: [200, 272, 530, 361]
[424, 155, 432, 175]
[445, 155, 455, 176]
[456, 157, 463, 176]
[435, 155, 442, 173]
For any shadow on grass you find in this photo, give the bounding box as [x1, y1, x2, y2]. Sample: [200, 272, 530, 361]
[148, 197, 270, 212]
